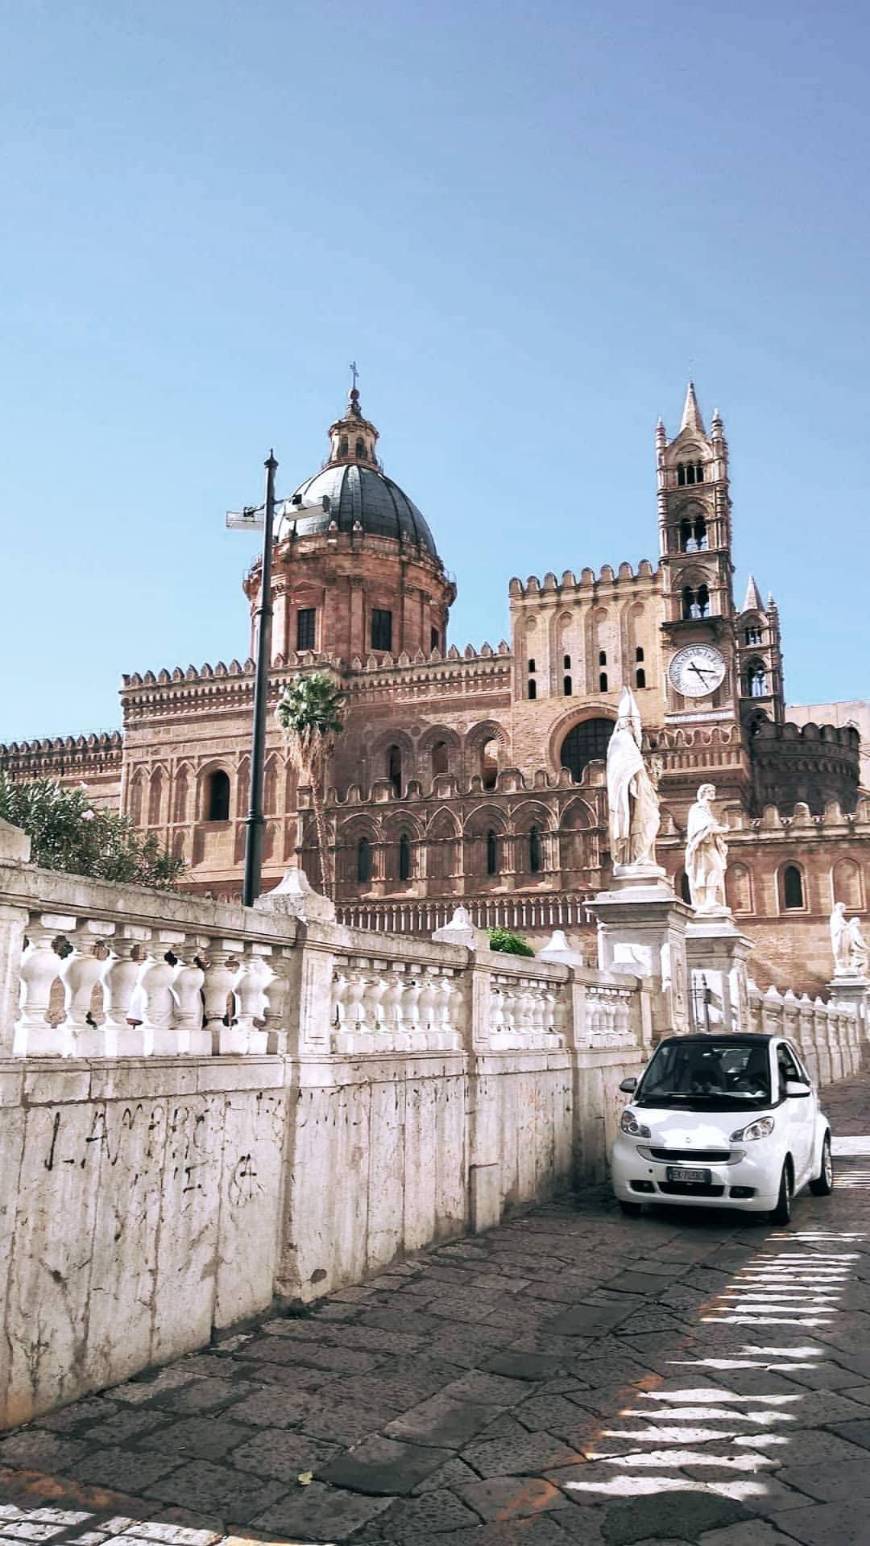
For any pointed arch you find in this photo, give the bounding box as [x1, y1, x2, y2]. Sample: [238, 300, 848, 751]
[726, 862, 753, 914]
[148, 767, 165, 827]
[832, 858, 863, 911]
[173, 763, 191, 824]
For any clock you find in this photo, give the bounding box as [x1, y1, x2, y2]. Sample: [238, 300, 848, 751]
[668, 644, 727, 699]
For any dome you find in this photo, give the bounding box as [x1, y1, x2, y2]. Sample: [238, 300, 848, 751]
[274, 383, 440, 559]
[277, 461, 438, 557]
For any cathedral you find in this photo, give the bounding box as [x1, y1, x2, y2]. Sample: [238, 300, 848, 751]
[2, 382, 866, 992]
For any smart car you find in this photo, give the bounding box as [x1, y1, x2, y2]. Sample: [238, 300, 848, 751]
[611, 1033, 833, 1222]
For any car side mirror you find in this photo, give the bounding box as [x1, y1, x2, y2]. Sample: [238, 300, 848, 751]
[619, 1076, 638, 1094]
[785, 1079, 811, 1098]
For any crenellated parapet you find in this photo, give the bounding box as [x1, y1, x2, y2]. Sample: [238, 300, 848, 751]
[509, 559, 658, 601]
[749, 716, 861, 814]
[0, 730, 123, 779]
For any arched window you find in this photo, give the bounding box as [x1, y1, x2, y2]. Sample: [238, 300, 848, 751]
[635, 668, 646, 689]
[679, 870, 692, 905]
[357, 837, 373, 884]
[129, 772, 145, 827]
[782, 865, 804, 910]
[833, 858, 863, 910]
[695, 463, 704, 484]
[697, 583, 709, 617]
[682, 583, 710, 619]
[486, 829, 498, 876]
[599, 671, 608, 691]
[148, 770, 163, 827]
[747, 661, 767, 697]
[339, 435, 348, 456]
[635, 646, 644, 662]
[173, 767, 189, 824]
[387, 745, 402, 796]
[563, 653, 571, 669]
[527, 657, 536, 672]
[431, 740, 449, 776]
[560, 718, 614, 782]
[563, 675, 572, 696]
[726, 863, 753, 914]
[430, 626, 440, 653]
[528, 678, 537, 700]
[529, 825, 542, 874]
[355, 437, 366, 460]
[398, 833, 411, 882]
[744, 624, 763, 646]
[598, 649, 607, 666]
[206, 770, 230, 822]
[263, 759, 278, 815]
[481, 738, 499, 790]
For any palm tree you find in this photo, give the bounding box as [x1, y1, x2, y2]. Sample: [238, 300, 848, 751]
[277, 672, 345, 898]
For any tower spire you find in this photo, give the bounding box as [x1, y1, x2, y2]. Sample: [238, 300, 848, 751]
[680, 381, 705, 435]
[742, 575, 764, 613]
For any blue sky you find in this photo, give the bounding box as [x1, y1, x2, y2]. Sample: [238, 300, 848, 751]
[1, 0, 868, 739]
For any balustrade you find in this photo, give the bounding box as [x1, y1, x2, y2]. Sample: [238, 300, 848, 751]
[330, 954, 464, 1054]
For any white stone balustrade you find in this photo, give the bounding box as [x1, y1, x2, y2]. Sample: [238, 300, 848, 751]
[330, 952, 464, 1053]
[745, 976, 862, 1083]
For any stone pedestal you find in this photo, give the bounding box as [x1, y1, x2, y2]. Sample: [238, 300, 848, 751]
[432, 906, 486, 950]
[586, 866, 692, 1036]
[685, 908, 753, 1033]
[255, 865, 336, 925]
[827, 973, 870, 1037]
[538, 929, 584, 967]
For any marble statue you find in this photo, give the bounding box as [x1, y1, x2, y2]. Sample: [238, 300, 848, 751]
[685, 783, 729, 912]
[831, 902, 850, 972]
[605, 687, 660, 868]
[830, 903, 869, 975]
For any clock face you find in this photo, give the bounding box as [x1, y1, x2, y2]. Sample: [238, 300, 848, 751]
[668, 644, 727, 699]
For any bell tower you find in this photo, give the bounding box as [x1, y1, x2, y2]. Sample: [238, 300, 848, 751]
[656, 384, 740, 722]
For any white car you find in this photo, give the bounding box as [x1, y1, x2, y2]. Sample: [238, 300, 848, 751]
[611, 1033, 833, 1223]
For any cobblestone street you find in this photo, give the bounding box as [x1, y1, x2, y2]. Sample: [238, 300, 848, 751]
[3, 1076, 870, 1546]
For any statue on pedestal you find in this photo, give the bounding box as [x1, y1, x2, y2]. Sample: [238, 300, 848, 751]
[685, 783, 729, 912]
[605, 687, 660, 869]
[832, 902, 869, 975]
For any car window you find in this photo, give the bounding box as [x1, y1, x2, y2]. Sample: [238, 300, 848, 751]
[637, 1039, 772, 1110]
[777, 1043, 802, 1095]
[785, 1042, 811, 1084]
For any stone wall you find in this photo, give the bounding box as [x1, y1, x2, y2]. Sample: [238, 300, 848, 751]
[0, 851, 650, 1429]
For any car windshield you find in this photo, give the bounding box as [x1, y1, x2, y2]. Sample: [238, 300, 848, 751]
[636, 1039, 772, 1111]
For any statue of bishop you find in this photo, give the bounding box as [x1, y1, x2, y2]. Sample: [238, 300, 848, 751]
[605, 687, 660, 869]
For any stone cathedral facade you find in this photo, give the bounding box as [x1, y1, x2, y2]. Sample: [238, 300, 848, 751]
[2, 383, 867, 991]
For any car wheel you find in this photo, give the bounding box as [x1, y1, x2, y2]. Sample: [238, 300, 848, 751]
[618, 1200, 644, 1217]
[810, 1132, 834, 1196]
[771, 1161, 793, 1224]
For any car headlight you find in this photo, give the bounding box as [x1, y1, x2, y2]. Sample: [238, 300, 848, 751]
[620, 1109, 651, 1138]
[730, 1115, 775, 1142]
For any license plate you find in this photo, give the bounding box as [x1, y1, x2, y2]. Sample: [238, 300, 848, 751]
[667, 1165, 712, 1184]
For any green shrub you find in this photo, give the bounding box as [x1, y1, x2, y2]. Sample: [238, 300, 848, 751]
[488, 927, 535, 957]
[0, 773, 184, 890]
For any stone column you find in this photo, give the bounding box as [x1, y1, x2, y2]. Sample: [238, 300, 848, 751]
[586, 866, 691, 1037]
[827, 973, 870, 1041]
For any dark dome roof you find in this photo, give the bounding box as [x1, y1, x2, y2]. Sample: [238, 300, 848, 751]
[276, 462, 438, 557]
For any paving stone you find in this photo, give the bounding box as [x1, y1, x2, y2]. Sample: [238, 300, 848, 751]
[110, 1369, 200, 1405]
[597, 1491, 753, 1544]
[219, 1388, 308, 1427]
[461, 1430, 584, 1478]
[444, 1371, 533, 1405]
[699, 1524, 808, 1545]
[85, 1410, 172, 1445]
[383, 1391, 500, 1447]
[71, 1445, 183, 1492]
[459, 1475, 573, 1519]
[776, 1455, 870, 1502]
[252, 1482, 393, 1540]
[767, 1501, 870, 1544]
[144, 1461, 285, 1525]
[487, 1351, 565, 1381]
[295, 1397, 399, 1446]
[318, 1434, 452, 1495]
[0, 1431, 87, 1471]
[136, 1415, 251, 1461]
[35, 1398, 119, 1433]
[148, 1377, 260, 1414]
[514, 1393, 596, 1439]
[123, 1528, 222, 1546]
[243, 1338, 382, 1373]
[354, 1488, 481, 1541]
[828, 1416, 870, 1448]
[412, 1454, 481, 1495]
[230, 1426, 340, 1481]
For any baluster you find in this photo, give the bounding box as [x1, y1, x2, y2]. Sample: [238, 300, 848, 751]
[381, 971, 403, 1047]
[541, 985, 556, 1044]
[489, 981, 505, 1044]
[332, 967, 355, 1054]
[60, 918, 116, 1056]
[363, 964, 387, 1043]
[262, 948, 290, 1054]
[433, 972, 452, 1048]
[400, 976, 422, 1049]
[134, 931, 184, 1055]
[15, 913, 74, 1056]
[100, 925, 151, 1056]
[171, 935, 209, 1055]
[418, 970, 437, 1048]
[346, 968, 367, 1042]
[226, 949, 269, 1054]
[201, 942, 238, 1053]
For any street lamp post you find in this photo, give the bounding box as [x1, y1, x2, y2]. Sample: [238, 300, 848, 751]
[227, 450, 278, 907]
